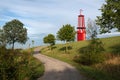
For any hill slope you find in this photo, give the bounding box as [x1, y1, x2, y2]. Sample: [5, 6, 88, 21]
[41, 36, 120, 80]
[42, 36, 120, 61]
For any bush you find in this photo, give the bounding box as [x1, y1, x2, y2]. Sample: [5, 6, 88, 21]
[79, 38, 105, 65]
[0, 47, 44, 80]
[80, 52, 105, 65]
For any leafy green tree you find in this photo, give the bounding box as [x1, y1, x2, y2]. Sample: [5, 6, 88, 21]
[3, 19, 28, 49]
[57, 24, 76, 42]
[57, 24, 76, 52]
[43, 37, 48, 44]
[43, 34, 55, 50]
[32, 40, 34, 45]
[32, 40, 35, 48]
[30, 40, 35, 55]
[96, 0, 120, 33]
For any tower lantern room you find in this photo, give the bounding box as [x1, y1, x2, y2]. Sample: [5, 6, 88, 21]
[77, 9, 86, 41]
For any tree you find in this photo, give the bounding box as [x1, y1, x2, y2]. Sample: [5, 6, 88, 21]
[86, 18, 98, 39]
[32, 40, 34, 47]
[57, 24, 76, 52]
[0, 29, 7, 47]
[57, 24, 75, 42]
[96, 0, 120, 33]
[43, 34, 55, 50]
[3, 19, 28, 49]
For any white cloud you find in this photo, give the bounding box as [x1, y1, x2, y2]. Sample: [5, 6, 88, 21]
[0, 0, 107, 48]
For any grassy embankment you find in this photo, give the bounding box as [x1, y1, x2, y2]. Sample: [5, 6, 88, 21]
[41, 36, 120, 80]
[22, 48, 45, 80]
[0, 47, 44, 80]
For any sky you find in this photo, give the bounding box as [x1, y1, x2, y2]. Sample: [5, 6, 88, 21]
[0, 0, 119, 48]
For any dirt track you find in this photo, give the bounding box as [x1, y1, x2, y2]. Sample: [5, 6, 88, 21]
[33, 47, 87, 80]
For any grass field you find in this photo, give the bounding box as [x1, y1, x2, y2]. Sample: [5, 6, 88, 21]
[41, 36, 120, 80]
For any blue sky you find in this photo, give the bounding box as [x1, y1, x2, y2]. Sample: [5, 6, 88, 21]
[0, 0, 119, 48]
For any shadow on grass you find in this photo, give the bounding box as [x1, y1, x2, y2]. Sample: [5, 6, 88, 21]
[77, 46, 88, 54]
[110, 44, 120, 54]
[51, 46, 57, 50]
[59, 46, 72, 51]
[80, 66, 111, 80]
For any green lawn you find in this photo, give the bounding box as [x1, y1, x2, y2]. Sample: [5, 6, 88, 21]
[41, 36, 120, 80]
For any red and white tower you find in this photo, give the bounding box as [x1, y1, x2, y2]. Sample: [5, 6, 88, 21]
[77, 9, 86, 41]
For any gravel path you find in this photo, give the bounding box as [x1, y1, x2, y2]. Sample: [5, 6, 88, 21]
[33, 47, 87, 80]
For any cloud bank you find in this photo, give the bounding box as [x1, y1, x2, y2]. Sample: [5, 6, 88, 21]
[2, 0, 119, 48]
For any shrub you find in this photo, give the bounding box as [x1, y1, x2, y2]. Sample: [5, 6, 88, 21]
[79, 38, 105, 65]
[0, 47, 44, 80]
[80, 52, 105, 65]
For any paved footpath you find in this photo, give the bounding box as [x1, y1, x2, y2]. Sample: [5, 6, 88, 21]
[33, 47, 87, 80]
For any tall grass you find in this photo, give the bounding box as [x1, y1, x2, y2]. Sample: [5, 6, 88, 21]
[0, 47, 44, 80]
[93, 55, 120, 80]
